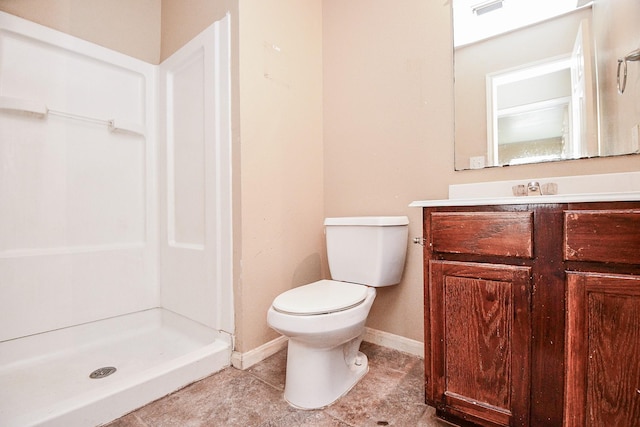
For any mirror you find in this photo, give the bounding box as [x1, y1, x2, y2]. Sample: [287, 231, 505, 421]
[453, 0, 640, 170]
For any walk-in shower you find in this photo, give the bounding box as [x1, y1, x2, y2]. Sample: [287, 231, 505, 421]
[0, 11, 233, 427]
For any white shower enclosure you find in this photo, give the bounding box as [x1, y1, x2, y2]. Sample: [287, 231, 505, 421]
[0, 11, 233, 427]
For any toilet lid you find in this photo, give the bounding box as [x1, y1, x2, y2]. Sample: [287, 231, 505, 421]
[273, 280, 369, 315]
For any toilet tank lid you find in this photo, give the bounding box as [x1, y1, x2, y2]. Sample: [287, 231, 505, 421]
[324, 216, 409, 226]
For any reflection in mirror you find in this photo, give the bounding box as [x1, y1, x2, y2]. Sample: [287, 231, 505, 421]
[453, 0, 640, 170]
[489, 57, 574, 165]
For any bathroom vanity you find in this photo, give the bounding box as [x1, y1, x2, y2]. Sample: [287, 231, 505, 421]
[412, 178, 640, 427]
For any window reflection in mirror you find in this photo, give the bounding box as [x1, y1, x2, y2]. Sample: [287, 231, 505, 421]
[488, 58, 573, 166]
[487, 41, 598, 167]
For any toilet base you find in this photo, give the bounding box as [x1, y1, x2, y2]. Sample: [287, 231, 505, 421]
[283, 336, 369, 409]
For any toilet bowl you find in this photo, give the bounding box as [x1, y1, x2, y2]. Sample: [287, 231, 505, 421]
[267, 216, 409, 409]
[267, 280, 376, 409]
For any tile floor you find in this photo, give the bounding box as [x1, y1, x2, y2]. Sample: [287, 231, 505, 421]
[105, 342, 454, 427]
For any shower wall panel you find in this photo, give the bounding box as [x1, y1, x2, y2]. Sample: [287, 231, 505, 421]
[159, 17, 233, 333]
[0, 13, 157, 342]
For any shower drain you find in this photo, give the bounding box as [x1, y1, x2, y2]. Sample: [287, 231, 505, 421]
[89, 366, 117, 379]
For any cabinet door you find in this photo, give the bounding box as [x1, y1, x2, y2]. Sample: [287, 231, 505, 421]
[565, 272, 640, 427]
[429, 261, 532, 427]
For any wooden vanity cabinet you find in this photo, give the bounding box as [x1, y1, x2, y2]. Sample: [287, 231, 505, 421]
[423, 202, 640, 426]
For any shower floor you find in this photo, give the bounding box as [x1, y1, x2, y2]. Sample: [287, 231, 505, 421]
[0, 308, 231, 427]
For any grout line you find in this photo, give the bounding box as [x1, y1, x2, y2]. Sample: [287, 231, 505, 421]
[246, 369, 284, 392]
[132, 412, 151, 427]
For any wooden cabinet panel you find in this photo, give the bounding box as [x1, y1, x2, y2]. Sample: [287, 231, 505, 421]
[565, 272, 640, 427]
[429, 261, 531, 427]
[564, 209, 640, 264]
[429, 212, 533, 259]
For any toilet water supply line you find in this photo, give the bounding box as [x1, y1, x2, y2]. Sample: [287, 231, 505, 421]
[617, 48, 640, 94]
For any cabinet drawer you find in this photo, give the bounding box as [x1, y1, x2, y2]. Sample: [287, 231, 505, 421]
[430, 211, 534, 258]
[564, 210, 640, 264]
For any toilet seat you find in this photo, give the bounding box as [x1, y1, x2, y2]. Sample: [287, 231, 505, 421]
[273, 279, 368, 315]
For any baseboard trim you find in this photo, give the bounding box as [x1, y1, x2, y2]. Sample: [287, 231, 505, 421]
[232, 328, 423, 370]
[231, 335, 288, 370]
[364, 327, 424, 358]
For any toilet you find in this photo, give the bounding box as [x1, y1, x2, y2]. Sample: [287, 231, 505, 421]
[267, 216, 409, 409]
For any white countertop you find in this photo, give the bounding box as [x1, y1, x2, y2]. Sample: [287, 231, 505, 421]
[409, 191, 640, 208]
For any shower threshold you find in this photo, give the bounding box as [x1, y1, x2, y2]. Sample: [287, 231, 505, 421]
[0, 308, 231, 427]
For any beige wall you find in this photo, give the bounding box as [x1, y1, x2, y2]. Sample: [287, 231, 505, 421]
[0, 0, 237, 64]
[2, 1, 638, 354]
[0, 0, 161, 63]
[323, 0, 640, 344]
[237, 0, 324, 352]
[323, 0, 446, 342]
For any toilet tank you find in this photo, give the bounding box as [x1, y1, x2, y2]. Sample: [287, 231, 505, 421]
[324, 216, 409, 287]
